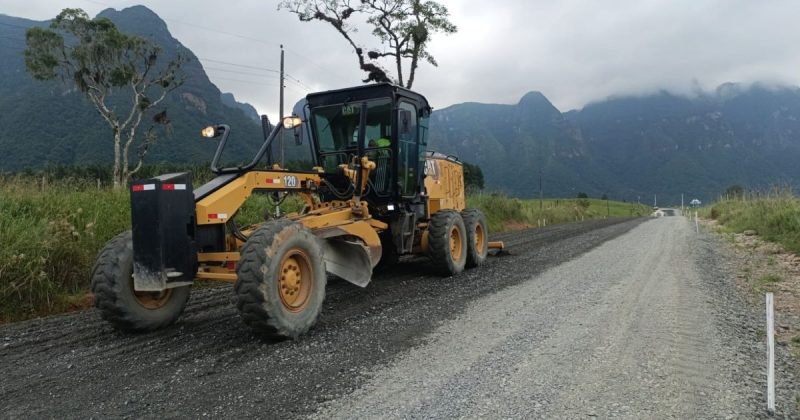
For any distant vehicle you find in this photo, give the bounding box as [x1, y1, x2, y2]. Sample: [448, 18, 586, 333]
[690, 199, 701, 207]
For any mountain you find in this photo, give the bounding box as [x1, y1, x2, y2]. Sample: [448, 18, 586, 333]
[0, 7, 264, 171]
[2, 9, 799, 203]
[429, 83, 800, 204]
[221, 92, 260, 123]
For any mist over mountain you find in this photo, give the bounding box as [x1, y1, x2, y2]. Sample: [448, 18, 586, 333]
[429, 83, 800, 204]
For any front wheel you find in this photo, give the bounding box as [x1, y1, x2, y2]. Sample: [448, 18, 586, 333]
[427, 210, 467, 276]
[234, 220, 326, 339]
[91, 231, 191, 332]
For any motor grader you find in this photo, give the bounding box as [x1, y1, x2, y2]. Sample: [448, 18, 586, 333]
[91, 83, 502, 338]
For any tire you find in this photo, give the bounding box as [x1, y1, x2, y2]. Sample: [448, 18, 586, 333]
[91, 231, 191, 332]
[234, 220, 326, 339]
[462, 208, 489, 268]
[427, 210, 467, 276]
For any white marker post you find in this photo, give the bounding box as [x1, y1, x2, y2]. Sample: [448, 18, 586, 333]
[767, 292, 775, 414]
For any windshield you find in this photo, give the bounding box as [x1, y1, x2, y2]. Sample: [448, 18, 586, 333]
[312, 98, 392, 155]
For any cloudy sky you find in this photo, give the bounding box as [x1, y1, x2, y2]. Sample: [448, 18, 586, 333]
[2, 0, 800, 119]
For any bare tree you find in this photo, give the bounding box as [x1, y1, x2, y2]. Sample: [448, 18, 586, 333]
[24, 8, 186, 188]
[279, 0, 456, 88]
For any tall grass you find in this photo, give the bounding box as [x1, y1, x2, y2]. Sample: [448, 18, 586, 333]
[703, 188, 800, 253]
[1, 175, 648, 322]
[0, 176, 129, 321]
[468, 193, 650, 233]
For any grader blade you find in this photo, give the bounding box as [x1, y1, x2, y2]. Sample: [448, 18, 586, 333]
[322, 239, 377, 287]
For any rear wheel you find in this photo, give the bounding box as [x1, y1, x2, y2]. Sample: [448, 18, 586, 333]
[427, 210, 467, 276]
[91, 231, 191, 331]
[235, 220, 326, 339]
[462, 208, 489, 268]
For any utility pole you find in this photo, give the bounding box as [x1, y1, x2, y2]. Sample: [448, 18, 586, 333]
[654, 194, 657, 207]
[607, 195, 610, 217]
[681, 193, 684, 212]
[279, 44, 285, 167]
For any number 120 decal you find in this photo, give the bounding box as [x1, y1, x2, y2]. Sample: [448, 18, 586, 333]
[283, 175, 298, 188]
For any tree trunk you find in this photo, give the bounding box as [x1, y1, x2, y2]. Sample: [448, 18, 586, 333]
[112, 127, 123, 189]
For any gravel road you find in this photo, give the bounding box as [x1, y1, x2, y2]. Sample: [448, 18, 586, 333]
[1, 216, 795, 419]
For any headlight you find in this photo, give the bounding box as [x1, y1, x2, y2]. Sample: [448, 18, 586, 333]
[201, 126, 218, 138]
[282, 116, 303, 129]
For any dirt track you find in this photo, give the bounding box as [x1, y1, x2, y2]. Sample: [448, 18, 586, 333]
[1, 217, 795, 418]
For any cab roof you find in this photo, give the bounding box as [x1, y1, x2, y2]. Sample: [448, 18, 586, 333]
[305, 83, 431, 112]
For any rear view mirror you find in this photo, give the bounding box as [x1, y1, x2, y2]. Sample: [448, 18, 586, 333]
[294, 129, 302, 146]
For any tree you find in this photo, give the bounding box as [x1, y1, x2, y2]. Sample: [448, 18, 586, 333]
[601, 194, 608, 200]
[24, 8, 187, 188]
[463, 162, 484, 192]
[279, 0, 456, 88]
[576, 192, 588, 199]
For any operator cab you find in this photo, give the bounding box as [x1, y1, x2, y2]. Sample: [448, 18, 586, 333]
[298, 83, 432, 210]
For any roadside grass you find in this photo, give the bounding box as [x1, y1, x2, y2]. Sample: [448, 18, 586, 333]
[702, 191, 800, 254]
[754, 273, 783, 293]
[0, 176, 129, 322]
[703, 190, 800, 370]
[468, 193, 650, 233]
[1, 175, 649, 322]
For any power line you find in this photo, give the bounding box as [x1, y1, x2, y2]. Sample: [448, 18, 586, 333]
[208, 76, 277, 87]
[73, 0, 344, 89]
[198, 57, 280, 74]
[204, 66, 281, 79]
[208, 75, 304, 95]
[198, 57, 309, 90]
[74, 0, 351, 86]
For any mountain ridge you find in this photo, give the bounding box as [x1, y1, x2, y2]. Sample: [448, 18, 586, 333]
[429, 82, 800, 203]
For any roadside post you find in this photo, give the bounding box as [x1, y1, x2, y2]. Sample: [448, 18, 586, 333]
[767, 292, 775, 414]
[695, 211, 699, 233]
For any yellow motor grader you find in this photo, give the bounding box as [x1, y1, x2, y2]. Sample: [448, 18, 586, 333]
[91, 83, 502, 338]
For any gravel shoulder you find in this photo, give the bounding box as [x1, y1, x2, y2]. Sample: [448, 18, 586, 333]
[2, 216, 791, 419]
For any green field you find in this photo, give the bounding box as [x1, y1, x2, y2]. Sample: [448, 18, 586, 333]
[702, 191, 800, 253]
[0, 176, 648, 322]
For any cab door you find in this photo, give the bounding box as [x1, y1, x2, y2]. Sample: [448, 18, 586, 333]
[397, 101, 419, 197]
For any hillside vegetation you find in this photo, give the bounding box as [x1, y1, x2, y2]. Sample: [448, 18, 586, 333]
[703, 190, 800, 253]
[0, 176, 648, 322]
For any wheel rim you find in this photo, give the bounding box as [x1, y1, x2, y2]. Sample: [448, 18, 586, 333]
[131, 281, 173, 310]
[450, 225, 463, 261]
[474, 221, 486, 253]
[278, 249, 314, 312]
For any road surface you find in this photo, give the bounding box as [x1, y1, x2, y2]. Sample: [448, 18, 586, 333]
[1, 217, 796, 418]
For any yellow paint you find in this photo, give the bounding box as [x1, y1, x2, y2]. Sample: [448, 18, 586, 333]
[195, 170, 321, 225]
[424, 156, 465, 217]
